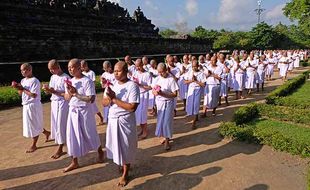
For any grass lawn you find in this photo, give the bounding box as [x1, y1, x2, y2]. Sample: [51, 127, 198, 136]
[274, 81, 310, 109]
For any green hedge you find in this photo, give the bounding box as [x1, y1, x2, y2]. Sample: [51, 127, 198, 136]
[266, 71, 309, 104]
[219, 119, 310, 157]
[258, 104, 310, 125]
[233, 103, 260, 125]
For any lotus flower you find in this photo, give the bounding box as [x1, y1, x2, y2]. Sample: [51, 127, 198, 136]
[64, 78, 72, 86]
[153, 85, 161, 92]
[132, 77, 139, 83]
[11, 81, 18, 87]
[102, 79, 113, 88]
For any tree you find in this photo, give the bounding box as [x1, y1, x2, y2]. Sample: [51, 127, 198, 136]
[190, 26, 219, 43]
[250, 22, 277, 49]
[213, 32, 235, 50]
[159, 29, 178, 38]
[283, 0, 310, 35]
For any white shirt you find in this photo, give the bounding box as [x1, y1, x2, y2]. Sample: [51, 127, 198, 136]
[132, 71, 152, 93]
[109, 81, 140, 117]
[82, 70, 96, 82]
[204, 65, 222, 85]
[152, 74, 179, 101]
[101, 72, 116, 85]
[184, 70, 206, 88]
[246, 59, 258, 73]
[21, 77, 41, 105]
[67, 76, 95, 107]
[49, 73, 70, 101]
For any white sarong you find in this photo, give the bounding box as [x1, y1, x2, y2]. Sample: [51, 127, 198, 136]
[106, 113, 137, 166]
[203, 84, 220, 109]
[186, 87, 202, 116]
[135, 92, 149, 125]
[66, 106, 101, 158]
[155, 99, 174, 138]
[51, 100, 69, 144]
[23, 102, 43, 138]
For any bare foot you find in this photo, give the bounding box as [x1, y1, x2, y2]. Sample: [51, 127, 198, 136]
[97, 121, 104, 126]
[26, 146, 37, 153]
[44, 131, 51, 142]
[164, 141, 171, 151]
[63, 163, 79, 173]
[118, 176, 128, 187]
[139, 133, 148, 140]
[160, 138, 166, 145]
[97, 150, 104, 163]
[51, 151, 65, 159]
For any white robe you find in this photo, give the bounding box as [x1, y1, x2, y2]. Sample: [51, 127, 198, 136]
[152, 75, 179, 138]
[245, 59, 258, 89]
[184, 71, 205, 116]
[132, 71, 152, 125]
[148, 68, 158, 109]
[256, 61, 267, 84]
[203, 65, 222, 109]
[101, 72, 116, 123]
[233, 61, 246, 91]
[279, 57, 290, 77]
[106, 81, 140, 165]
[49, 73, 70, 144]
[21, 77, 43, 138]
[66, 76, 101, 158]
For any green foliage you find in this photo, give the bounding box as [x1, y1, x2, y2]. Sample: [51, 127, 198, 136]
[266, 72, 308, 104]
[258, 104, 310, 125]
[301, 60, 309, 67]
[159, 29, 178, 38]
[190, 26, 219, 43]
[233, 103, 260, 125]
[250, 22, 277, 50]
[219, 122, 258, 143]
[213, 32, 235, 50]
[220, 119, 310, 157]
[272, 81, 310, 109]
[283, 0, 310, 36]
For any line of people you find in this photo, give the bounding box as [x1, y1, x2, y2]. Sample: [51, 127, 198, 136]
[11, 49, 307, 186]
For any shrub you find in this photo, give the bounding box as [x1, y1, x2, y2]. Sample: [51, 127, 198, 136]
[258, 104, 310, 125]
[233, 103, 259, 125]
[219, 122, 258, 143]
[266, 71, 308, 104]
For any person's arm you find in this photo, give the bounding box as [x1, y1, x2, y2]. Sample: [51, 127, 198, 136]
[106, 87, 139, 112]
[158, 90, 177, 99]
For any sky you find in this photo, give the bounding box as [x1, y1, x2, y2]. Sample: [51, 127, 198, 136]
[107, 0, 294, 32]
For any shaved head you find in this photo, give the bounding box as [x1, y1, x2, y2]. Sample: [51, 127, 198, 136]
[21, 63, 32, 70]
[48, 59, 59, 68]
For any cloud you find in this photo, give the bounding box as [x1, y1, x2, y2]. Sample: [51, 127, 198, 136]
[265, 4, 285, 20]
[174, 12, 190, 33]
[107, 0, 122, 5]
[216, 0, 257, 24]
[144, 0, 159, 11]
[186, 0, 198, 16]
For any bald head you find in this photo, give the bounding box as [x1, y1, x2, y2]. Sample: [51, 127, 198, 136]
[115, 61, 128, 73]
[68, 58, 81, 77]
[48, 59, 59, 68]
[114, 61, 128, 81]
[20, 63, 33, 78]
[124, 55, 132, 65]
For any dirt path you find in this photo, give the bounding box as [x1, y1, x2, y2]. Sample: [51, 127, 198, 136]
[0, 69, 309, 190]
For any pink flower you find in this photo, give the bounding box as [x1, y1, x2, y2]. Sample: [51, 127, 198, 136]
[153, 85, 161, 92]
[64, 78, 72, 86]
[11, 81, 17, 87]
[103, 79, 113, 88]
[132, 77, 139, 83]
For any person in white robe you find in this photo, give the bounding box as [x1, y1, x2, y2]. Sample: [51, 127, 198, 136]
[293, 51, 300, 68]
[218, 54, 230, 106]
[125, 55, 136, 77]
[288, 51, 294, 73]
[132, 59, 152, 139]
[63, 59, 104, 173]
[245, 53, 258, 95]
[202, 56, 222, 117]
[167, 55, 181, 116]
[256, 55, 267, 91]
[184, 60, 206, 129]
[148, 59, 158, 115]
[152, 63, 179, 151]
[81, 60, 104, 125]
[233, 56, 246, 99]
[43, 59, 69, 159]
[12, 63, 50, 153]
[266, 54, 276, 81]
[279, 52, 290, 81]
[103, 61, 140, 187]
[177, 55, 191, 110]
[100, 60, 115, 124]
